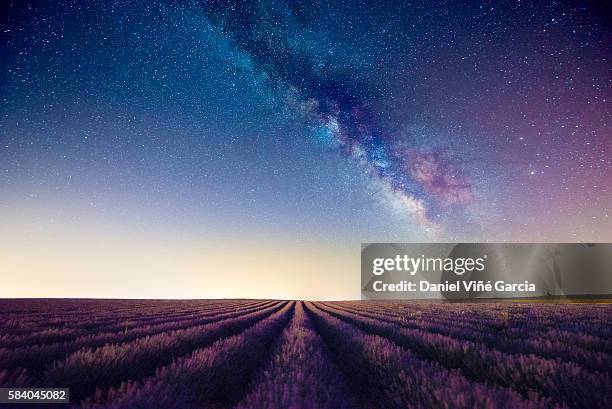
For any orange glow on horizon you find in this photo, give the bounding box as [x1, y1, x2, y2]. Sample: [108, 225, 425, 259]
[0, 210, 360, 300]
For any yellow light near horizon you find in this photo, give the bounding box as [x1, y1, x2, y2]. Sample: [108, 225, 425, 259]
[0, 217, 360, 300]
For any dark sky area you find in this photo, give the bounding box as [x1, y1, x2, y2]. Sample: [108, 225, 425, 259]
[0, 0, 610, 297]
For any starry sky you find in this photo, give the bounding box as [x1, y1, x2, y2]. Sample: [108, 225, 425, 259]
[1, 0, 610, 298]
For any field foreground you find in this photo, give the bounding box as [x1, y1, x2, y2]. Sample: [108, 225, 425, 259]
[0, 299, 610, 409]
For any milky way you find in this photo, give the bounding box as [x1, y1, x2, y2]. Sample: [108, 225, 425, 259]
[198, 0, 475, 229]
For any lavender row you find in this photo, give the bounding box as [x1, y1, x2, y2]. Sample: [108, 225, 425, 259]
[0, 300, 279, 375]
[41, 301, 287, 402]
[370, 302, 612, 343]
[337, 301, 612, 351]
[0, 300, 274, 349]
[0, 299, 260, 332]
[234, 302, 359, 409]
[305, 302, 547, 409]
[81, 302, 295, 409]
[0, 299, 267, 336]
[325, 302, 611, 373]
[318, 302, 611, 408]
[337, 301, 612, 356]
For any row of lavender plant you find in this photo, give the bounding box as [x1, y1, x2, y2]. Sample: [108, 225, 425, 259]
[0, 299, 260, 338]
[348, 301, 612, 349]
[0, 300, 277, 374]
[0, 301, 202, 335]
[357, 302, 612, 346]
[0, 300, 274, 349]
[318, 302, 611, 408]
[80, 302, 295, 409]
[0, 300, 267, 346]
[304, 302, 548, 409]
[0, 299, 208, 326]
[40, 301, 288, 402]
[234, 301, 359, 409]
[325, 302, 611, 373]
[0, 301, 284, 395]
[0, 300, 272, 389]
[344, 300, 612, 357]
[350, 301, 609, 332]
[0, 299, 266, 336]
[340, 302, 612, 360]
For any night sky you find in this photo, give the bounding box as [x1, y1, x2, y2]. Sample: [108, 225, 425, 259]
[1, 1, 610, 298]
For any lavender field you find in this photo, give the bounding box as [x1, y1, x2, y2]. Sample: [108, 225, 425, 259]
[0, 299, 610, 409]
